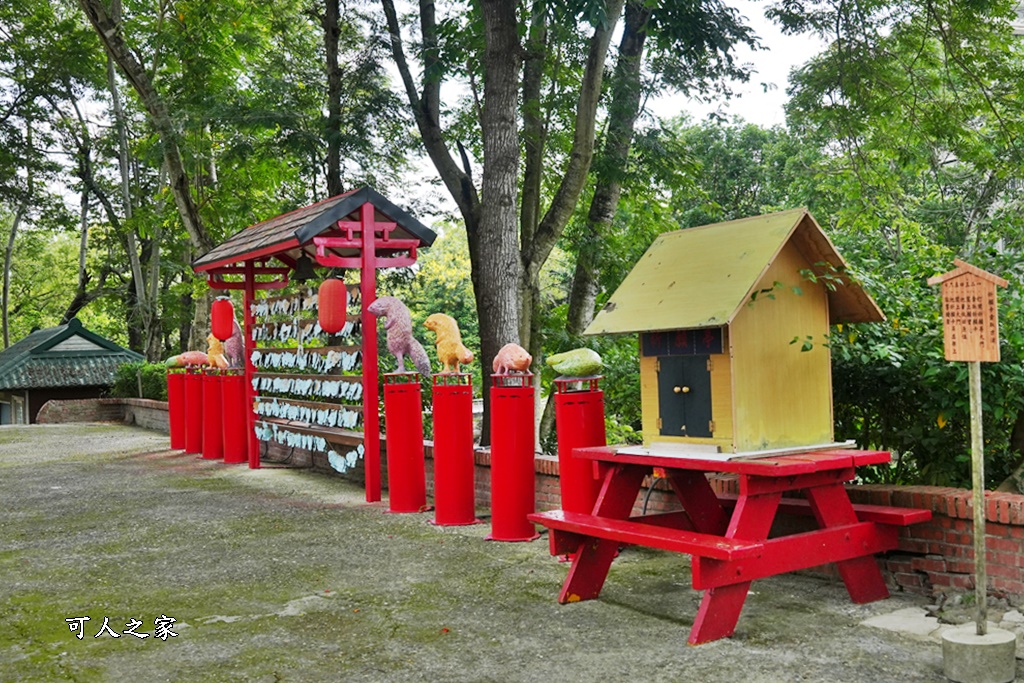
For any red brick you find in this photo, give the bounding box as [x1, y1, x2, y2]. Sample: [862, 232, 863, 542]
[944, 531, 970, 546]
[991, 577, 1024, 594]
[948, 574, 975, 590]
[999, 500, 1012, 524]
[886, 558, 914, 574]
[989, 551, 1017, 569]
[987, 536, 1021, 553]
[947, 559, 975, 574]
[893, 572, 924, 588]
[911, 556, 947, 573]
[987, 496, 1000, 522]
[988, 563, 1021, 581]
[1009, 498, 1024, 525]
[898, 540, 930, 554]
[915, 527, 944, 542]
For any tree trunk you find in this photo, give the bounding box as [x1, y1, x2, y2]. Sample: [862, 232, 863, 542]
[520, 2, 547, 252]
[77, 0, 213, 254]
[518, 0, 626, 352]
[105, 20, 159, 356]
[475, 0, 526, 447]
[3, 203, 26, 349]
[323, 0, 344, 196]
[566, 1, 652, 335]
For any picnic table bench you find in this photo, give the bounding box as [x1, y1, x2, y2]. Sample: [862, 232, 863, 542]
[528, 447, 931, 645]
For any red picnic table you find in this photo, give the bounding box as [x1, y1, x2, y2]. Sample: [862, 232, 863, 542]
[528, 446, 932, 645]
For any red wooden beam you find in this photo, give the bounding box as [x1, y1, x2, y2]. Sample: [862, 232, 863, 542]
[360, 203, 381, 503]
[244, 260, 260, 469]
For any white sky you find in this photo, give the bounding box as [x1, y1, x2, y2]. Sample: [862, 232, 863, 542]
[649, 0, 827, 128]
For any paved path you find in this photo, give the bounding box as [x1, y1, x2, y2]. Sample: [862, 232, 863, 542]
[0, 423, 1003, 682]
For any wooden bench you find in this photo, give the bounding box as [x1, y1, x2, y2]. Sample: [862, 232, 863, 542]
[529, 509, 764, 561]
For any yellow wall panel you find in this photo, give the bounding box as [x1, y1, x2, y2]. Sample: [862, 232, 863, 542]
[729, 242, 833, 450]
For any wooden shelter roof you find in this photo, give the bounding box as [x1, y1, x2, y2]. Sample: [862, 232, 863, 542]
[192, 186, 437, 271]
[584, 209, 885, 335]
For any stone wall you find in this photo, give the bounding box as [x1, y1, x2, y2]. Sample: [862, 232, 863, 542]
[36, 397, 169, 434]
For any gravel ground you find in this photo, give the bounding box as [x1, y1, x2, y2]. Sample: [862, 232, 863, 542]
[0, 423, 1013, 682]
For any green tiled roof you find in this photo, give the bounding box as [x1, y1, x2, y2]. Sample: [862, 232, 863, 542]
[0, 319, 142, 390]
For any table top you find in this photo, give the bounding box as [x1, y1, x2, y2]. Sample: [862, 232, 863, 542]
[573, 446, 891, 477]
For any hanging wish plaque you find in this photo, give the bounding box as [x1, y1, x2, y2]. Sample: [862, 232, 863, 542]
[927, 259, 1007, 363]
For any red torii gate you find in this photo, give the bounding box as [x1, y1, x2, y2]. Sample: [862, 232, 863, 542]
[192, 186, 436, 502]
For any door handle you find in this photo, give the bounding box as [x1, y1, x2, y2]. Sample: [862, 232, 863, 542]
[673, 386, 690, 394]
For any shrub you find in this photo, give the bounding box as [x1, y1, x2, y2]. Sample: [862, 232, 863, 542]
[109, 361, 169, 401]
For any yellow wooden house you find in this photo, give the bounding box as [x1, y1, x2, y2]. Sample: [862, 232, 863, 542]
[585, 209, 884, 453]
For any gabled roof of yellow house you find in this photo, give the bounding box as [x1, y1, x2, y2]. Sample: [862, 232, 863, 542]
[584, 208, 885, 335]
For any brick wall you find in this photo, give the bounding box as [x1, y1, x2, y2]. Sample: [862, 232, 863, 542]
[846, 485, 1024, 600]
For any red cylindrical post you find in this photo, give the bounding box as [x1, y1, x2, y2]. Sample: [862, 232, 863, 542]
[383, 373, 427, 513]
[221, 370, 247, 464]
[167, 370, 186, 450]
[183, 367, 204, 454]
[431, 373, 479, 526]
[554, 376, 606, 514]
[487, 373, 539, 541]
[202, 369, 223, 460]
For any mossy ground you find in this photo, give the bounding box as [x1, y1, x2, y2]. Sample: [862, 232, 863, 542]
[0, 423, 989, 682]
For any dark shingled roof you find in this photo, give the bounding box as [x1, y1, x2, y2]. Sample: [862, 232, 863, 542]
[192, 186, 437, 272]
[0, 319, 143, 390]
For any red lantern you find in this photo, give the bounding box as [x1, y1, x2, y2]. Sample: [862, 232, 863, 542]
[211, 297, 235, 341]
[318, 278, 348, 334]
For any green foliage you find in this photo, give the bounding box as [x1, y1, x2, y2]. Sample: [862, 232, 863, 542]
[385, 224, 482, 392]
[109, 361, 168, 401]
[767, 0, 1024, 487]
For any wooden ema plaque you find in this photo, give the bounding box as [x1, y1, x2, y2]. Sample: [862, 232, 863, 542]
[927, 259, 1007, 362]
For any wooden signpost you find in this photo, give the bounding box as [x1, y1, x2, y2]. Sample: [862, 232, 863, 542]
[928, 259, 1008, 636]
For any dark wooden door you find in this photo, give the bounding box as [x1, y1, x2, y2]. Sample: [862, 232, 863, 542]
[658, 355, 713, 438]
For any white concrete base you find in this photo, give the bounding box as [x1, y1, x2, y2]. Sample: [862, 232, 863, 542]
[942, 624, 1017, 683]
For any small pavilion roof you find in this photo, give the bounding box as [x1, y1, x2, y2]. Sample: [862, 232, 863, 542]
[192, 186, 437, 272]
[0, 318, 142, 390]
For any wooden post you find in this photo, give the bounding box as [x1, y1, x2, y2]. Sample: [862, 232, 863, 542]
[969, 360, 986, 635]
[928, 259, 1008, 637]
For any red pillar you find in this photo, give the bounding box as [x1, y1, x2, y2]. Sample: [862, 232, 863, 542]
[244, 260, 259, 468]
[201, 369, 223, 460]
[183, 367, 203, 455]
[487, 373, 539, 542]
[361, 202, 381, 502]
[554, 377, 605, 514]
[221, 370, 247, 464]
[431, 373, 478, 526]
[167, 370, 185, 449]
[383, 373, 427, 513]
